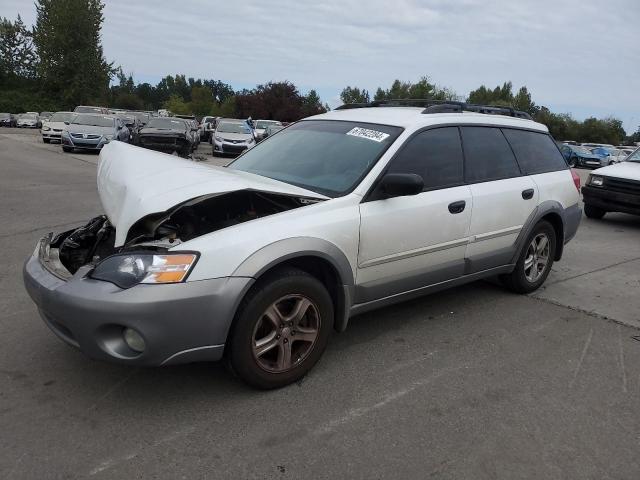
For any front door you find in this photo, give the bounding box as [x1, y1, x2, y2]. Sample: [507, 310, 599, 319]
[356, 127, 472, 303]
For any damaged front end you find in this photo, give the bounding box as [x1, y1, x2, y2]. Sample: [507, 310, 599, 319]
[46, 190, 316, 280]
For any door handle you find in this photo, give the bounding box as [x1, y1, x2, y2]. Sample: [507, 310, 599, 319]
[448, 200, 466, 214]
[522, 188, 535, 200]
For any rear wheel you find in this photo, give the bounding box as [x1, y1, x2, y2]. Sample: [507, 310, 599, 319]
[584, 204, 606, 219]
[501, 220, 556, 294]
[228, 268, 333, 389]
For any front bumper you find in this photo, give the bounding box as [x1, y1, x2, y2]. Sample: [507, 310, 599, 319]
[62, 135, 108, 150]
[213, 139, 251, 155]
[576, 156, 605, 168]
[138, 136, 188, 153]
[582, 185, 640, 216]
[23, 238, 254, 366]
[42, 131, 62, 140]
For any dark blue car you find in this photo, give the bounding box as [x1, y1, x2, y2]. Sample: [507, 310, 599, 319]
[559, 144, 606, 168]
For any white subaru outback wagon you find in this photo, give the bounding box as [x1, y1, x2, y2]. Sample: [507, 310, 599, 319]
[24, 101, 582, 389]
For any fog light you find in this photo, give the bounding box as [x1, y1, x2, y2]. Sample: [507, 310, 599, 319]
[123, 328, 145, 353]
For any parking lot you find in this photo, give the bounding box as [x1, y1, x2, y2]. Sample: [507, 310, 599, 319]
[2, 128, 640, 478]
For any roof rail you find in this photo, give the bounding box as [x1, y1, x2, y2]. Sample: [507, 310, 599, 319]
[335, 99, 533, 120]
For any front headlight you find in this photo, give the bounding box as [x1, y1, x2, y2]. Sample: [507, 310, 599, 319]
[214, 136, 223, 142]
[90, 253, 198, 288]
[589, 175, 604, 187]
[42, 126, 51, 131]
[104, 134, 114, 141]
[247, 137, 254, 144]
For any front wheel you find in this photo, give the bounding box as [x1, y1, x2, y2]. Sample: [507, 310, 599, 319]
[43, 138, 50, 144]
[62, 146, 72, 152]
[500, 220, 556, 294]
[228, 268, 333, 389]
[584, 204, 606, 219]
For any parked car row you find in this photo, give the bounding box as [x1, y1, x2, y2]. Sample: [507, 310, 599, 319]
[559, 141, 637, 168]
[582, 146, 640, 220]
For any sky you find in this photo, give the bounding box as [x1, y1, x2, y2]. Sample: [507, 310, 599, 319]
[4, 0, 639, 133]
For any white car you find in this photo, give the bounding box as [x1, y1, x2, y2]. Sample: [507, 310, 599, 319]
[582, 147, 640, 219]
[254, 119, 283, 141]
[199, 115, 218, 142]
[17, 113, 40, 128]
[23, 102, 581, 389]
[212, 119, 256, 156]
[41, 111, 74, 143]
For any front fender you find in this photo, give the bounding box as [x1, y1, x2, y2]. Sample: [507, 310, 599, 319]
[232, 237, 355, 332]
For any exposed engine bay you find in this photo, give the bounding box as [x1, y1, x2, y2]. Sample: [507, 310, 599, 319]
[56, 190, 317, 274]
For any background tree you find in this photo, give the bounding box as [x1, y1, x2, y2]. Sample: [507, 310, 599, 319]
[34, 0, 114, 107]
[0, 15, 37, 84]
[190, 85, 215, 116]
[340, 86, 370, 104]
[301, 89, 327, 117]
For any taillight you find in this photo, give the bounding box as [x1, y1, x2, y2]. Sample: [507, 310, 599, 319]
[571, 169, 581, 191]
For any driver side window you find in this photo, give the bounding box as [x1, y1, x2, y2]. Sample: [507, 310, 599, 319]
[386, 127, 464, 191]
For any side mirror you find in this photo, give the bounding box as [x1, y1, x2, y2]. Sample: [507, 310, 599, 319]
[379, 173, 424, 198]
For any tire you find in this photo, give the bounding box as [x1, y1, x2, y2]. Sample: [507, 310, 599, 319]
[62, 146, 72, 152]
[500, 220, 556, 294]
[584, 204, 606, 219]
[228, 267, 333, 389]
[43, 138, 50, 144]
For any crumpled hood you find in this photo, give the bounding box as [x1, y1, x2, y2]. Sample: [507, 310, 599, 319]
[592, 161, 640, 180]
[97, 142, 328, 246]
[139, 127, 185, 137]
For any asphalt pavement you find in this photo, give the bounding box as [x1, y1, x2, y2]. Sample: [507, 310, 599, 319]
[1, 129, 640, 479]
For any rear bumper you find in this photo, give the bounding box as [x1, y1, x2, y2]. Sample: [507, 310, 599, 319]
[23, 239, 254, 366]
[582, 186, 640, 216]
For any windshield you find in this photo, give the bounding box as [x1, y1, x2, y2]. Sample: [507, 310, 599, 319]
[217, 122, 252, 134]
[627, 148, 640, 163]
[131, 112, 149, 122]
[23, 113, 37, 119]
[228, 120, 403, 196]
[74, 106, 103, 113]
[146, 118, 186, 129]
[49, 112, 73, 122]
[70, 115, 114, 127]
[256, 120, 281, 129]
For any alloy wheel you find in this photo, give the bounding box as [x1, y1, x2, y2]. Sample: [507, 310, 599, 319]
[251, 294, 321, 373]
[524, 233, 550, 283]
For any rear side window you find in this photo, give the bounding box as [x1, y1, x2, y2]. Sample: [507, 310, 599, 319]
[461, 127, 521, 183]
[386, 127, 464, 190]
[502, 129, 568, 174]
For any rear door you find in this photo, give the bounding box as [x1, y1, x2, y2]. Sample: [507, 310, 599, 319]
[357, 127, 472, 303]
[502, 128, 579, 214]
[461, 126, 538, 273]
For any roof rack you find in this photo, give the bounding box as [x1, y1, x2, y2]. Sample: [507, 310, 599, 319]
[335, 99, 533, 120]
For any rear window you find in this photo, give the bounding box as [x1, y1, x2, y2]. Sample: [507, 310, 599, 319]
[461, 127, 521, 183]
[502, 129, 568, 174]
